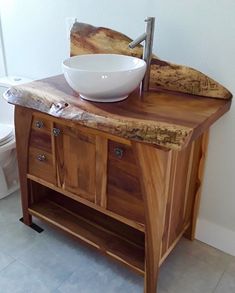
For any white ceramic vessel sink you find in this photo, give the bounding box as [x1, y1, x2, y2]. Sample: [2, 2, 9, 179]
[62, 54, 146, 102]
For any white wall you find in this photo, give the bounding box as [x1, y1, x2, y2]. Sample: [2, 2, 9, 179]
[1, 0, 235, 254]
[0, 10, 7, 76]
[151, 1, 235, 255]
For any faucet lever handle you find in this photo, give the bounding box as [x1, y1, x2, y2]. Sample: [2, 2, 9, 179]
[145, 16, 155, 22]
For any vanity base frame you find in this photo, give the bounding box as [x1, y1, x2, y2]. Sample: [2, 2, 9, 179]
[15, 106, 208, 293]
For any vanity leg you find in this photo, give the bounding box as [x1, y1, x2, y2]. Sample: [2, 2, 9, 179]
[15, 106, 33, 226]
[184, 131, 209, 240]
[133, 142, 171, 293]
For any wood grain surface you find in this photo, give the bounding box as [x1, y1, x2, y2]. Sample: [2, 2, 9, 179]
[184, 131, 209, 240]
[15, 106, 33, 225]
[16, 105, 214, 292]
[71, 22, 232, 99]
[5, 75, 231, 150]
[55, 123, 97, 202]
[133, 142, 171, 293]
[107, 140, 144, 224]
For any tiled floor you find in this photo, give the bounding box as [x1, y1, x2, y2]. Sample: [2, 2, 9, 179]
[0, 191, 235, 293]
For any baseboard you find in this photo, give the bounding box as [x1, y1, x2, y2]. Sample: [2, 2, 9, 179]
[196, 218, 235, 256]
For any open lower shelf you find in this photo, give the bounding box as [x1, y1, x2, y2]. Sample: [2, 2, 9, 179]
[28, 199, 145, 274]
[27, 174, 145, 232]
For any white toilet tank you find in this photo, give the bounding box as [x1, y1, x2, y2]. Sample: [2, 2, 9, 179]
[0, 76, 32, 123]
[0, 85, 14, 124]
[0, 76, 32, 199]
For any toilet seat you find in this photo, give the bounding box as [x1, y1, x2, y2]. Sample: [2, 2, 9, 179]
[0, 124, 14, 147]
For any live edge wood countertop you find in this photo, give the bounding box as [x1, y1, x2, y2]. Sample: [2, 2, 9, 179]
[5, 74, 231, 150]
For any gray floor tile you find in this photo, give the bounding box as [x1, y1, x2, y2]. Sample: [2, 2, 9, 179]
[103, 261, 144, 292]
[214, 272, 235, 293]
[0, 252, 14, 271]
[0, 261, 50, 293]
[0, 190, 21, 223]
[38, 221, 111, 270]
[35, 220, 144, 292]
[166, 254, 224, 293]
[226, 258, 235, 276]
[0, 220, 40, 259]
[158, 259, 184, 293]
[159, 243, 226, 293]
[0, 191, 40, 259]
[18, 238, 77, 290]
[174, 238, 230, 269]
[214, 257, 235, 293]
[56, 259, 143, 293]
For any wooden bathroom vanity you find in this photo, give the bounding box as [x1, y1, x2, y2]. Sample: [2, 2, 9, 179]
[6, 75, 231, 293]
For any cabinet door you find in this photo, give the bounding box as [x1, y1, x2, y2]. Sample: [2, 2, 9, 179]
[54, 124, 96, 203]
[107, 140, 145, 224]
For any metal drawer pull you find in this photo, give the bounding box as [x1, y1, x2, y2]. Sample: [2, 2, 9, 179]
[114, 147, 124, 159]
[52, 128, 61, 136]
[37, 154, 46, 162]
[35, 120, 44, 128]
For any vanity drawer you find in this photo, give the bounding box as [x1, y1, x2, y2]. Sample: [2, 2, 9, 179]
[108, 140, 136, 165]
[107, 141, 145, 224]
[29, 129, 52, 153]
[28, 147, 56, 185]
[32, 115, 52, 133]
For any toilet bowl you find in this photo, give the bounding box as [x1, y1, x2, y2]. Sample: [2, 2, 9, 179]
[0, 76, 32, 199]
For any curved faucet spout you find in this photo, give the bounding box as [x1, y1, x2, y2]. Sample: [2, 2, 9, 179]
[129, 33, 147, 49]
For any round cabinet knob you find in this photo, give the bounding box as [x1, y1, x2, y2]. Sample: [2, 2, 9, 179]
[35, 120, 44, 129]
[114, 147, 124, 159]
[52, 128, 61, 136]
[37, 154, 46, 162]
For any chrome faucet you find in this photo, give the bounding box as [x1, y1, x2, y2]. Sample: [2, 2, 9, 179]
[129, 17, 155, 92]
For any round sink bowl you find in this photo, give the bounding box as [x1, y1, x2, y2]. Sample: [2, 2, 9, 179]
[62, 54, 146, 102]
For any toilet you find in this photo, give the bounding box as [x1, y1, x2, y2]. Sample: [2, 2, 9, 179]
[0, 76, 32, 199]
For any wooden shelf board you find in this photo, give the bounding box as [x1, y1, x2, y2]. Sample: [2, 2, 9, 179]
[28, 199, 145, 274]
[27, 174, 145, 232]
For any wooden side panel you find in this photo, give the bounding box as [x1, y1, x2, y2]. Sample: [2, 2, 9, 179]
[161, 140, 196, 256]
[107, 140, 145, 224]
[183, 138, 202, 232]
[15, 106, 33, 225]
[55, 124, 96, 203]
[161, 151, 177, 256]
[133, 142, 171, 293]
[168, 146, 192, 246]
[184, 131, 209, 239]
[161, 133, 208, 259]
